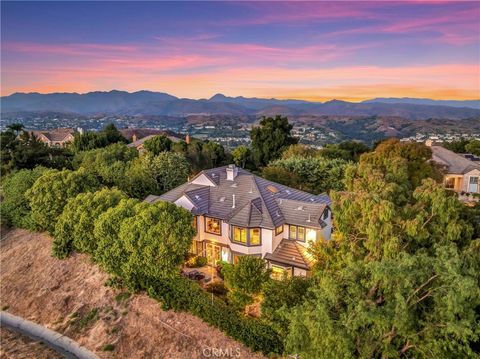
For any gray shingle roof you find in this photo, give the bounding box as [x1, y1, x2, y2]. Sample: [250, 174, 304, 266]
[431, 146, 480, 175]
[146, 165, 331, 229]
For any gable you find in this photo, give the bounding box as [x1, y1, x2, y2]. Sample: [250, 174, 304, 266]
[191, 173, 216, 187]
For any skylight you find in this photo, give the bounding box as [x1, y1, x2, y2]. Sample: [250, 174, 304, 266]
[267, 185, 279, 193]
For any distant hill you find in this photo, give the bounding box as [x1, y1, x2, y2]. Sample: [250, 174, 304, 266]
[2, 90, 480, 120]
[363, 97, 480, 109]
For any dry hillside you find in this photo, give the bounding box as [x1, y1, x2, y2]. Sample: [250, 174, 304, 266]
[0, 229, 264, 358]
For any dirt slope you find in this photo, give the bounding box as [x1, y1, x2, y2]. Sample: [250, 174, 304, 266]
[0, 229, 264, 358]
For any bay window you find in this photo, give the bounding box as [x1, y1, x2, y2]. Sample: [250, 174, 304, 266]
[231, 226, 262, 246]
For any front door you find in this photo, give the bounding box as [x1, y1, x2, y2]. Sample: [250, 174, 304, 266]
[469, 176, 479, 193]
[206, 243, 221, 266]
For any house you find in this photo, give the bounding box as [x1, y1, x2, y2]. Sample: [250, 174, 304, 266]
[430, 146, 480, 193]
[31, 128, 75, 147]
[145, 165, 332, 278]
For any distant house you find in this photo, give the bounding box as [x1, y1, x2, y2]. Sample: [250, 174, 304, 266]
[430, 146, 480, 193]
[31, 128, 75, 147]
[145, 165, 332, 278]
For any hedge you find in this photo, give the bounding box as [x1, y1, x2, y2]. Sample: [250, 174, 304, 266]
[147, 276, 284, 355]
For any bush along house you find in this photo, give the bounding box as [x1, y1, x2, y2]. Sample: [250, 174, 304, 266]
[145, 165, 332, 279]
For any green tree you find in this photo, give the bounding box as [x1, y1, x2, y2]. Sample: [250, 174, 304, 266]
[202, 141, 227, 168]
[0, 167, 48, 229]
[120, 158, 157, 199]
[118, 201, 195, 288]
[285, 140, 479, 358]
[103, 123, 127, 144]
[93, 198, 144, 278]
[143, 135, 173, 155]
[264, 156, 349, 194]
[73, 143, 138, 186]
[139, 152, 189, 195]
[465, 140, 480, 156]
[262, 276, 312, 334]
[6, 123, 24, 135]
[281, 144, 320, 159]
[72, 131, 109, 152]
[319, 141, 370, 162]
[222, 256, 270, 309]
[53, 188, 126, 258]
[251, 115, 298, 167]
[443, 139, 470, 153]
[232, 146, 251, 168]
[26, 168, 100, 233]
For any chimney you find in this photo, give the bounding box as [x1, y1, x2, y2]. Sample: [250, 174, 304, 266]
[232, 194, 236, 208]
[185, 133, 191, 144]
[132, 133, 138, 142]
[226, 164, 238, 181]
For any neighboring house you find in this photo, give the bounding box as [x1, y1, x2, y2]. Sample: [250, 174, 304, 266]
[145, 165, 332, 278]
[31, 128, 75, 147]
[430, 146, 480, 193]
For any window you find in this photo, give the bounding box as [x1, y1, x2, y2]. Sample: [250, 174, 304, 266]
[298, 226, 305, 241]
[289, 225, 297, 239]
[445, 177, 455, 189]
[275, 225, 284, 236]
[233, 226, 247, 243]
[288, 225, 313, 242]
[192, 216, 198, 231]
[231, 226, 262, 246]
[205, 217, 221, 235]
[322, 208, 330, 220]
[250, 228, 261, 245]
[270, 264, 292, 280]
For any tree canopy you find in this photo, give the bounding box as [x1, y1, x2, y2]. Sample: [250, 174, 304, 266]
[285, 140, 479, 358]
[0, 167, 48, 229]
[26, 168, 100, 233]
[263, 156, 349, 194]
[53, 188, 126, 258]
[251, 115, 298, 167]
[143, 135, 173, 155]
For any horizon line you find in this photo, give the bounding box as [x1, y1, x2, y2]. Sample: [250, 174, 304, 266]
[2, 89, 480, 103]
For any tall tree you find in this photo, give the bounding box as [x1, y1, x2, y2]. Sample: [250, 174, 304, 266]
[53, 188, 126, 258]
[143, 135, 173, 155]
[232, 145, 251, 168]
[285, 140, 479, 358]
[250, 115, 298, 167]
[26, 168, 100, 233]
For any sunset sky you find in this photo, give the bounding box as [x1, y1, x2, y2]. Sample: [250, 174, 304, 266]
[1, 1, 479, 101]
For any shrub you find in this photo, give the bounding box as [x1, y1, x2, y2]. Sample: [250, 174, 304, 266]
[102, 344, 115, 352]
[222, 256, 270, 296]
[185, 256, 208, 268]
[26, 168, 100, 233]
[53, 188, 126, 258]
[148, 276, 283, 355]
[205, 281, 228, 296]
[0, 167, 47, 229]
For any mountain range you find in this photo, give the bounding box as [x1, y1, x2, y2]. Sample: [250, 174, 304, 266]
[1, 90, 479, 120]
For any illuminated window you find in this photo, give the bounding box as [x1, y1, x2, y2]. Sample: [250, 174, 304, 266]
[192, 216, 198, 231]
[298, 227, 305, 241]
[231, 226, 262, 246]
[205, 217, 221, 235]
[445, 177, 455, 189]
[289, 225, 297, 239]
[250, 228, 261, 245]
[270, 265, 292, 280]
[233, 226, 247, 243]
[289, 225, 313, 242]
[275, 225, 284, 236]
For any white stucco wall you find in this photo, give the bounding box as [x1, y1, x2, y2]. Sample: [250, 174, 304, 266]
[462, 170, 480, 193]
